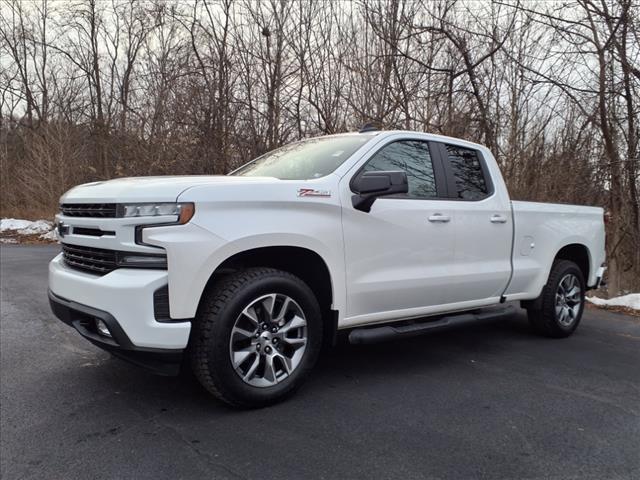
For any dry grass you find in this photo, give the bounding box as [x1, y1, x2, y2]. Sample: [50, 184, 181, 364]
[0, 232, 57, 245]
[586, 302, 640, 318]
[0, 208, 56, 222]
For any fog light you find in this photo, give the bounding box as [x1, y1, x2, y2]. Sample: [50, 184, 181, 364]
[95, 319, 112, 337]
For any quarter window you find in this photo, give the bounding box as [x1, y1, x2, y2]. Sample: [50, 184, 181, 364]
[445, 145, 488, 200]
[361, 140, 437, 199]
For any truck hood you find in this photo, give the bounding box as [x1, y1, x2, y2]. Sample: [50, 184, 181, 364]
[61, 175, 274, 203]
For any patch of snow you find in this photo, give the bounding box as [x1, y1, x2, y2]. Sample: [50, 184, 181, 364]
[587, 293, 640, 310]
[1, 218, 57, 243]
[0, 218, 35, 232]
[18, 220, 53, 235]
[1, 218, 53, 235]
[40, 229, 58, 241]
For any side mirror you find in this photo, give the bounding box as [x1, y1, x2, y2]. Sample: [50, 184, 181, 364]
[351, 170, 409, 212]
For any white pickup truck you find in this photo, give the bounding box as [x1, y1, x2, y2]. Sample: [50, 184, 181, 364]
[49, 129, 606, 407]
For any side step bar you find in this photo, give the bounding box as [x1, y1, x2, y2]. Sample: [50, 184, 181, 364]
[348, 306, 515, 345]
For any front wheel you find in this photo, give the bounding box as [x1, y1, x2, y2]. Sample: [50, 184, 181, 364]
[190, 268, 323, 408]
[527, 260, 586, 338]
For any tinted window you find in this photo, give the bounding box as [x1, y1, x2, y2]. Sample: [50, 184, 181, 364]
[232, 135, 371, 180]
[445, 145, 488, 200]
[361, 140, 437, 199]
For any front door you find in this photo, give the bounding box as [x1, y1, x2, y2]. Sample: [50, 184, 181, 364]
[340, 138, 460, 327]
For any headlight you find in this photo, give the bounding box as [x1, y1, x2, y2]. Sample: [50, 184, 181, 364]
[121, 202, 195, 224]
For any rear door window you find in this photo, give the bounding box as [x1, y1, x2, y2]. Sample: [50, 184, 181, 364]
[444, 145, 489, 200]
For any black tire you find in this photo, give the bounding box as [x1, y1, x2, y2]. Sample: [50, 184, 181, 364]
[190, 267, 323, 408]
[527, 259, 586, 338]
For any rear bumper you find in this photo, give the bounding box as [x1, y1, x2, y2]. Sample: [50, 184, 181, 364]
[49, 290, 184, 375]
[588, 266, 607, 290]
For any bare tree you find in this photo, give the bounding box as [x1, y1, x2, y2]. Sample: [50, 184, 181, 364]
[0, 0, 637, 294]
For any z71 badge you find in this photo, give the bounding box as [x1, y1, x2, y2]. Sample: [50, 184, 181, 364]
[297, 188, 331, 198]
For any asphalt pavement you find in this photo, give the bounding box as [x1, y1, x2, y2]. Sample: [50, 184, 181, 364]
[1, 244, 639, 480]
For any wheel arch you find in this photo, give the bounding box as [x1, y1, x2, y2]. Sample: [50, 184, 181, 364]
[521, 242, 592, 311]
[554, 243, 591, 284]
[196, 245, 339, 345]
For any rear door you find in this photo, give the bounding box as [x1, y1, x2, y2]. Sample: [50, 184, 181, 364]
[434, 142, 513, 302]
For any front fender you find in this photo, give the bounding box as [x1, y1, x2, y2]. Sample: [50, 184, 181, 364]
[143, 225, 345, 321]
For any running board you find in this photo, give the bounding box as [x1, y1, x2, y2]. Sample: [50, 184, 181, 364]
[348, 306, 515, 345]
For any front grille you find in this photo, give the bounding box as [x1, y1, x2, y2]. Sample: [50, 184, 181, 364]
[60, 203, 118, 218]
[62, 244, 117, 275]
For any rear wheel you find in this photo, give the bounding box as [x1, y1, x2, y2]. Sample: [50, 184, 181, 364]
[527, 260, 585, 338]
[191, 268, 322, 408]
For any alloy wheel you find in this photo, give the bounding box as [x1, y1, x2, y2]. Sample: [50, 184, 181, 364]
[229, 293, 308, 387]
[555, 273, 582, 327]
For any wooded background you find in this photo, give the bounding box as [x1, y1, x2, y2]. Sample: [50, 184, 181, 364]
[1, 0, 638, 295]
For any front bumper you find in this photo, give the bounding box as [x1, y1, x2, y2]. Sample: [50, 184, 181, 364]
[49, 254, 190, 348]
[49, 253, 191, 374]
[49, 290, 184, 375]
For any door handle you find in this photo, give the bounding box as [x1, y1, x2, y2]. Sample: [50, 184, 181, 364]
[428, 213, 451, 223]
[490, 214, 508, 224]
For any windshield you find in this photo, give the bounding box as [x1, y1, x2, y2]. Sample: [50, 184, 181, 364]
[231, 135, 371, 180]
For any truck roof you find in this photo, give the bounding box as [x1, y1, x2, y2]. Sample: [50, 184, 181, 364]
[325, 129, 489, 152]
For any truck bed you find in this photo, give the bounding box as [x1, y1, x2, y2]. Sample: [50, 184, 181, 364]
[505, 201, 606, 299]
